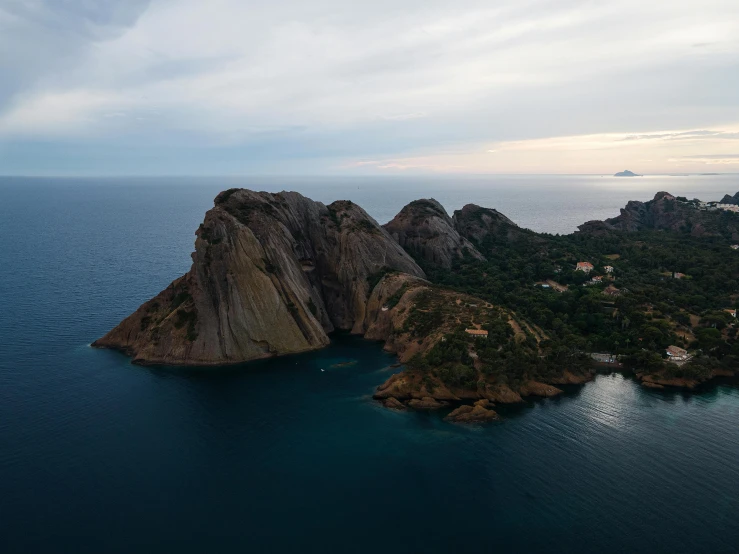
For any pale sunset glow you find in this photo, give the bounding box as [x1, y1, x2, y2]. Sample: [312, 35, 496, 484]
[1, 0, 738, 174]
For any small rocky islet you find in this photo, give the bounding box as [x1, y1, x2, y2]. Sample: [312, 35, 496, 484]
[95, 188, 739, 421]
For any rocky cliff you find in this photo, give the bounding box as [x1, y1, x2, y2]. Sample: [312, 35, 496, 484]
[383, 199, 484, 269]
[452, 203, 536, 245]
[579, 191, 739, 238]
[382, 199, 536, 269]
[93, 189, 424, 365]
[360, 272, 593, 411]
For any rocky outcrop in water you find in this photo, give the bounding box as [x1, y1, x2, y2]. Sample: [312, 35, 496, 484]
[445, 400, 499, 423]
[93, 189, 424, 365]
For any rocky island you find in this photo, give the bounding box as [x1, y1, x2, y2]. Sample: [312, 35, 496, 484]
[614, 169, 640, 177]
[96, 188, 739, 420]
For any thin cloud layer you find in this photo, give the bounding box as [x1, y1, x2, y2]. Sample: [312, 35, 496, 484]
[1, 0, 738, 174]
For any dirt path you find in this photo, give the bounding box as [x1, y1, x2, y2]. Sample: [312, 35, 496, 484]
[507, 317, 527, 342]
[545, 280, 568, 293]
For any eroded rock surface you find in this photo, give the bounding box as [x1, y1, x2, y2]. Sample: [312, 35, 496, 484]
[579, 191, 739, 239]
[452, 204, 534, 245]
[445, 399, 499, 423]
[94, 189, 424, 365]
[383, 199, 484, 269]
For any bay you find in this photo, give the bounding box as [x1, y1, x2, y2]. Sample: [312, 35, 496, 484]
[1, 175, 738, 553]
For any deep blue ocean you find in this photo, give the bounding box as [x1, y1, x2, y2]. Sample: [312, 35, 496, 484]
[2, 175, 739, 553]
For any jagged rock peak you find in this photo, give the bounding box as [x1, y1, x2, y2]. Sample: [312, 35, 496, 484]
[94, 188, 425, 365]
[653, 191, 675, 201]
[383, 198, 484, 269]
[719, 192, 739, 205]
[452, 204, 529, 245]
[579, 190, 739, 239]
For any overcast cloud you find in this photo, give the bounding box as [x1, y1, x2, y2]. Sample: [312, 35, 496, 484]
[1, 0, 738, 174]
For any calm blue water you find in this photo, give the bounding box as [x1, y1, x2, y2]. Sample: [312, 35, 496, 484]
[1, 176, 739, 553]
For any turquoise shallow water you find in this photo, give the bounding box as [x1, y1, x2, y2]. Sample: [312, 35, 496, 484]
[1, 177, 739, 553]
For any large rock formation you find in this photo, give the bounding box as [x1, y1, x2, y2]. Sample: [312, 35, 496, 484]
[383, 199, 484, 269]
[382, 199, 537, 269]
[603, 191, 680, 232]
[452, 204, 535, 245]
[720, 192, 739, 205]
[579, 191, 739, 239]
[93, 189, 424, 365]
[445, 400, 499, 423]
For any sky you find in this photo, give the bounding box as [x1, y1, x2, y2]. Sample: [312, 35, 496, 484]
[1, 0, 738, 176]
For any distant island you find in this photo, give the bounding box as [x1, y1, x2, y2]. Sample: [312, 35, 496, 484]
[95, 188, 739, 423]
[614, 170, 640, 177]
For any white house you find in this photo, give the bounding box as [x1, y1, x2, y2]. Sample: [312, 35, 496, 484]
[666, 345, 689, 361]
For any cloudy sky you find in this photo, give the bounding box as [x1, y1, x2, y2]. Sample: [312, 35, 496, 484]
[1, 0, 738, 175]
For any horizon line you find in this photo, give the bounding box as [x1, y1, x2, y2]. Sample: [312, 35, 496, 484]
[1, 172, 737, 179]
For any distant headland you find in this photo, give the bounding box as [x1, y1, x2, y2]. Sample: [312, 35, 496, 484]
[614, 170, 640, 177]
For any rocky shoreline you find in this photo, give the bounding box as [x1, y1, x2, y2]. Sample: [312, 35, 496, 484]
[94, 187, 739, 424]
[374, 363, 737, 423]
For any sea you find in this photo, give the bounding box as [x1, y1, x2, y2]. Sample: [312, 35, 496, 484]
[1, 174, 738, 553]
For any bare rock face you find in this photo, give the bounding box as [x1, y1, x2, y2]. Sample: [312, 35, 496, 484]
[577, 220, 617, 235]
[580, 191, 739, 238]
[545, 370, 595, 385]
[452, 204, 535, 246]
[518, 381, 563, 398]
[604, 193, 670, 232]
[93, 189, 425, 365]
[383, 199, 484, 269]
[445, 400, 499, 423]
[383, 397, 408, 411]
[407, 397, 447, 410]
[483, 384, 524, 403]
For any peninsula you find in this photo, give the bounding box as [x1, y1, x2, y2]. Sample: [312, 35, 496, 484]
[95, 188, 739, 420]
